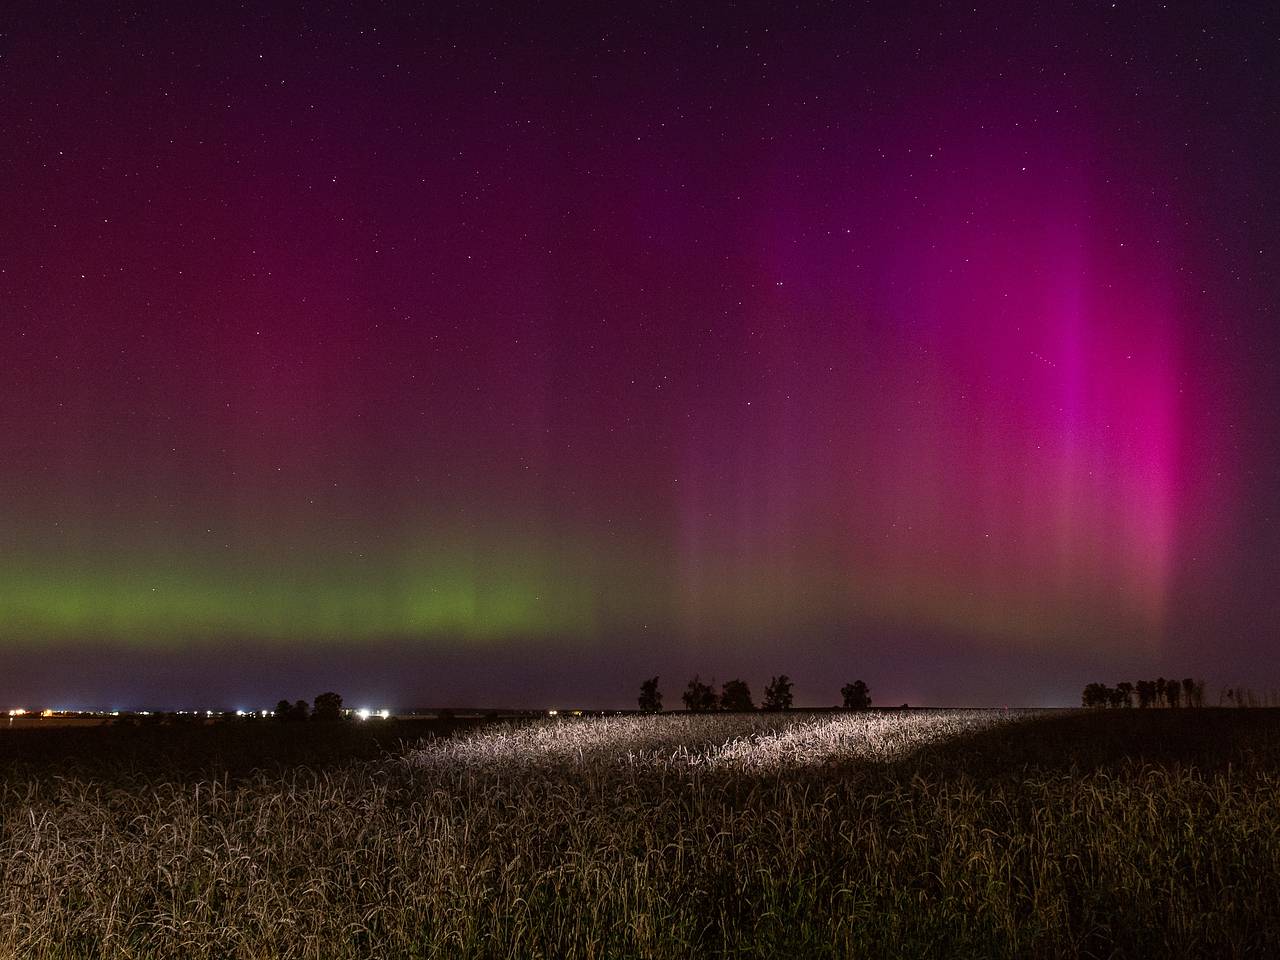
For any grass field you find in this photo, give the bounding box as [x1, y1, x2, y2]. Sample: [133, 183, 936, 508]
[3, 708, 1280, 959]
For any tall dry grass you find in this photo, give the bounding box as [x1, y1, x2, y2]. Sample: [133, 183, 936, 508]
[2, 710, 1279, 958]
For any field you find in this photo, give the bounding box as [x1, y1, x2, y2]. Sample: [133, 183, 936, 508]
[3, 709, 1280, 959]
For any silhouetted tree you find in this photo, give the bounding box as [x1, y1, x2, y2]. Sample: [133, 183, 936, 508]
[289, 699, 310, 721]
[1082, 683, 1111, 708]
[682, 675, 718, 712]
[638, 676, 663, 713]
[275, 699, 292, 721]
[312, 692, 343, 722]
[841, 680, 872, 709]
[1136, 681, 1156, 709]
[1119, 677, 1208, 708]
[719, 679, 754, 712]
[1107, 686, 1127, 708]
[763, 675, 794, 711]
[1115, 682, 1134, 708]
[1181, 678, 1197, 708]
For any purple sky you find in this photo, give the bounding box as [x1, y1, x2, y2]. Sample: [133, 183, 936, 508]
[1, 2, 1277, 709]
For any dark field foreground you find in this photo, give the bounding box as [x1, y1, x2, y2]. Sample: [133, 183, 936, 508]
[3, 709, 1280, 959]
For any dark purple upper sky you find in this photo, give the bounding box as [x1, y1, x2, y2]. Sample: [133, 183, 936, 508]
[1, 1, 1277, 709]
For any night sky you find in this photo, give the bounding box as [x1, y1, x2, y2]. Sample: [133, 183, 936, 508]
[2, 2, 1277, 710]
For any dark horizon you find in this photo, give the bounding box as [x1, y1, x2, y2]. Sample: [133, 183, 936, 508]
[3, 1, 1278, 708]
[3, 632, 1233, 713]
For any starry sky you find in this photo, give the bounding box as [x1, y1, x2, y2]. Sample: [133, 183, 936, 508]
[2, 2, 1276, 709]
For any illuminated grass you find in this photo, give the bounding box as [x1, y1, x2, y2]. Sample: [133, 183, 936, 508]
[2, 711, 1280, 959]
[404, 709, 1030, 771]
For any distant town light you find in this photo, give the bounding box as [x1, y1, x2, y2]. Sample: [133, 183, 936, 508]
[7, 708, 26, 717]
[379, 709, 390, 719]
[357, 708, 371, 720]
[235, 709, 245, 717]
[547, 709, 558, 716]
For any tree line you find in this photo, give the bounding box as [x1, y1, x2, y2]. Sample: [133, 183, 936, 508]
[274, 691, 344, 721]
[637, 676, 873, 712]
[1081, 678, 1205, 708]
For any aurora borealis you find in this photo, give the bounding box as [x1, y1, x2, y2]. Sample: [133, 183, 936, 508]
[2, 2, 1275, 708]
